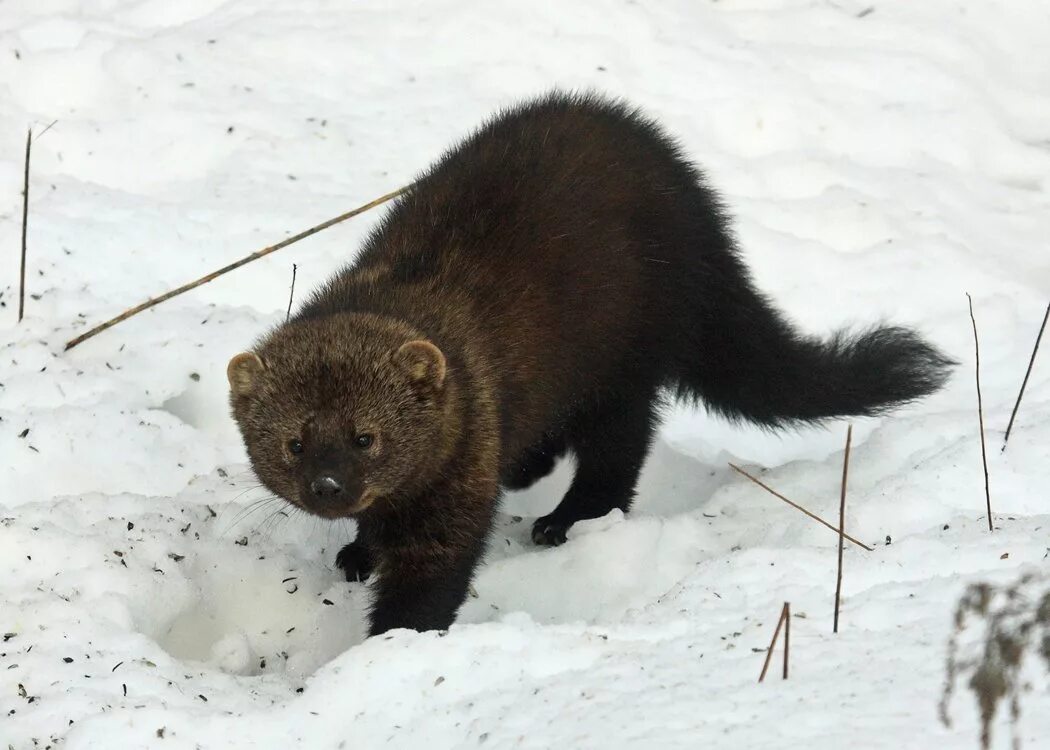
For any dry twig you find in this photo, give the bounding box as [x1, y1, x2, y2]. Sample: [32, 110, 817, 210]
[1002, 301, 1049, 452]
[285, 263, 298, 323]
[728, 463, 873, 551]
[834, 425, 853, 634]
[759, 602, 791, 682]
[64, 186, 408, 350]
[17, 122, 55, 323]
[18, 128, 31, 322]
[966, 293, 993, 532]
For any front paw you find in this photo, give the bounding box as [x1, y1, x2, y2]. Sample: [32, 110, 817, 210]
[335, 541, 374, 582]
[531, 514, 570, 546]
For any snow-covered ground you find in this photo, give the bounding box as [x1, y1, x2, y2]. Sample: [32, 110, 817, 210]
[2, 1, 1049, 748]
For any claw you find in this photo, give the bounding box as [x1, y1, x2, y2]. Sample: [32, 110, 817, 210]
[335, 542, 374, 581]
[531, 517, 569, 546]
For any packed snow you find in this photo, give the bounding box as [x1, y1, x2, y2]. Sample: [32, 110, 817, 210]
[2, 1, 1049, 748]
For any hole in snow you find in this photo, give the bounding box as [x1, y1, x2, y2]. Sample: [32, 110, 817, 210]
[145, 546, 367, 678]
[160, 389, 201, 429]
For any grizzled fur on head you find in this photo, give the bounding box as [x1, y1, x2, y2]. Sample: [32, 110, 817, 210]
[228, 313, 459, 519]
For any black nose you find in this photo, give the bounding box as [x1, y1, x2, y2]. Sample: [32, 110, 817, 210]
[310, 475, 343, 498]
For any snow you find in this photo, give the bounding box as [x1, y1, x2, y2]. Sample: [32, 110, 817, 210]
[1, 1, 1049, 748]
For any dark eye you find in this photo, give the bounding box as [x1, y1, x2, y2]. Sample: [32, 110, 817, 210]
[288, 439, 304, 455]
[354, 434, 374, 449]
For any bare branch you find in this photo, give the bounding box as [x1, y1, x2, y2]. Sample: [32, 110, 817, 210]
[285, 263, 298, 323]
[728, 463, 873, 551]
[1002, 301, 1049, 452]
[18, 128, 31, 323]
[64, 186, 408, 350]
[759, 602, 791, 682]
[834, 425, 853, 634]
[966, 293, 993, 532]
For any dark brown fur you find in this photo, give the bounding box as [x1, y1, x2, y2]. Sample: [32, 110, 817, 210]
[228, 92, 953, 636]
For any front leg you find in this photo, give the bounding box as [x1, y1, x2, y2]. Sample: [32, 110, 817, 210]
[364, 481, 497, 636]
[368, 543, 487, 636]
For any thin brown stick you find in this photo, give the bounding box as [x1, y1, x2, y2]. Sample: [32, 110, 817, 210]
[285, 263, 298, 323]
[782, 602, 790, 679]
[728, 463, 873, 551]
[64, 186, 409, 350]
[18, 128, 31, 323]
[759, 602, 790, 683]
[1002, 301, 1049, 452]
[36, 120, 57, 139]
[833, 425, 853, 634]
[966, 293, 992, 532]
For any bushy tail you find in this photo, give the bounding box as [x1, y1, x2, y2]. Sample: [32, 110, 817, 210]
[676, 291, 956, 428]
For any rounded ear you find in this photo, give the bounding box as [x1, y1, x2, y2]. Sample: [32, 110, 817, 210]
[227, 352, 265, 396]
[393, 340, 446, 390]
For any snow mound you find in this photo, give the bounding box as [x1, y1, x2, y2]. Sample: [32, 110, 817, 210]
[2, 1, 1049, 748]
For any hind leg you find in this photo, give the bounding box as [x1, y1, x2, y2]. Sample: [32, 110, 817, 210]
[501, 431, 567, 490]
[532, 391, 658, 546]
